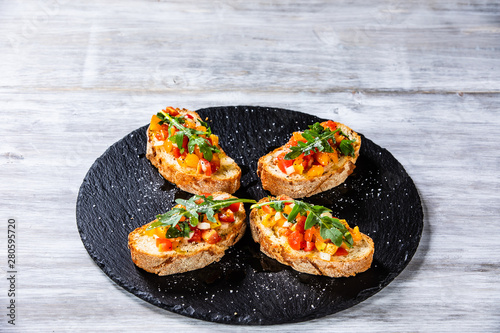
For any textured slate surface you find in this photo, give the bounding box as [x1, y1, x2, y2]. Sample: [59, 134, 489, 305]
[76, 106, 423, 325]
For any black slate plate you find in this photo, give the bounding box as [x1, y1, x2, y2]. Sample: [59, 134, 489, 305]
[76, 106, 423, 325]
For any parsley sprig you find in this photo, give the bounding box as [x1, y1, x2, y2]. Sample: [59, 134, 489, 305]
[250, 199, 354, 248]
[148, 195, 257, 238]
[157, 111, 220, 161]
[284, 122, 355, 160]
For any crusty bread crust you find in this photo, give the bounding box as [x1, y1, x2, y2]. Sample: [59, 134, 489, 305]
[257, 122, 361, 198]
[146, 110, 241, 195]
[128, 192, 246, 276]
[249, 198, 374, 277]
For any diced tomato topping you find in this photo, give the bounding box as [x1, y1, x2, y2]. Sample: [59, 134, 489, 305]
[304, 228, 315, 242]
[188, 229, 202, 243]
[287, 231, 304, 250]
[198, 158, 212, 176]
[322, 120, 337, 131]
[210, 154, 220, 173]
[218, 208, 235, 222]
[335, 247, 349, 256]
[182, 136, 189, 151]
[302, 154, 314, 168]
[164, 106, 179, 116]
[154, 130, 167, 141]
[172, 146, 181, 158]
[304, 241, 315, 252]
[276, 152, 294, 174]
[228, 202, 242, 213]
[156, 238, 172, 251]
[295, 215, 306, 233]
[201, 229, 221, 244]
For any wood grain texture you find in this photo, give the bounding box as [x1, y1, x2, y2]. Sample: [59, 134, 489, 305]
[1, 0, 499, 331]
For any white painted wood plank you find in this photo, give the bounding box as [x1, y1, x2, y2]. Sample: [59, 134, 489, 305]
[0, 1, 499, 93]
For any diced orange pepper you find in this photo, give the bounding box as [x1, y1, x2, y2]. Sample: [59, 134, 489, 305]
[184, 119, 196, 129]
[339, 219, 350, 228]
[306, 165, 324, 178]
[351, 226, 362, 243]
[185, 153, 199, 168]
[149, 115, 162, 132]
[261, 214, 277, 228]
[146, 225, 168, 238]
[177, 156, 187, 168]
[324, 243, 339, 255]
[330, 151, 338, 164]
[283, 204, 293, 215]
[315, 152, 330, 166]
[293, 157, 305, 174]
[196, 125, 207, 132]
[210, 134, 219, 146]
[334, 132, 344, 145]
[292, 132, 306, 142]
[163, 140, 173, 153]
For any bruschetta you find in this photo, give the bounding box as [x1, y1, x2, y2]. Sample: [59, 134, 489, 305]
[128, 192, 256, 276]
[146, 107, 241, 195]
[249, 196, 374, 277]
[257, 120, 361, 198]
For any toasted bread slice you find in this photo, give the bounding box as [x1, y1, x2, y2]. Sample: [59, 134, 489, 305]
[146, 107, 241, 195]
[128, 192, 247, 276]
[257, 121, 361, 198]
[249, 197, 374, 277]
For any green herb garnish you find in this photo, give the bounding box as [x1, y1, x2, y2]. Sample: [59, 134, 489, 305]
[250, 199, 353, 248]
[157, 111, 220, 161]
[148, 195, 257, 238]
[284, 122, 355, 160]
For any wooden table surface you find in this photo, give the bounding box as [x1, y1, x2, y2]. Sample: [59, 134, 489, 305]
[1, 1, 499, 332]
